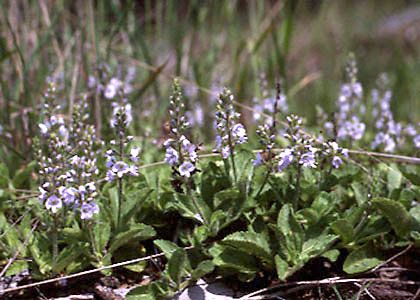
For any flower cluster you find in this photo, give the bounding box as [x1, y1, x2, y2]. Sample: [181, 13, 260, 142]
[254, 82, 282, 167]
[104, 67, 139, 182]
[214, 88, 247, 159]
[252, 74, 288, 123]
[370, 74, 419, 152]
[38, 83, 101, 219]
[105, 146, 139, 182]
[320, 141, 349, 169]
[88, 65, 136, 100]
[163, 79, 199, 178]
[370, 74, 401, 152]
[276, 114, 348, 173]
[327, 55, 366, 142]
[105, 105, 139, 182]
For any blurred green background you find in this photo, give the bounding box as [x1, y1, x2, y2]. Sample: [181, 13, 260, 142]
[1, 0, 419, 152]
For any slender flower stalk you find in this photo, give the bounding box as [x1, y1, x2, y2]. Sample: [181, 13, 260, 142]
[214, 88, 247, 183]
[163, 79, 205, 225]
[255, 82, 282, 197]
[325, 54, 366, 144]
[105, 81, 139, 228]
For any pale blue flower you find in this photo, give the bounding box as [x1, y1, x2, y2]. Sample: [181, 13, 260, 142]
[277, 149, 294, 172]
[232, 123, 247, 144]
[221, 146, 230, 159]
[299, 152, 316, 168]
[45, 195, 62, 214]
[80, 202, 99, 220]
[179, 161, 195, 177]
[253, 152, 263, 166]
[332, 156, 343, 169]
[111, 161, 129, 178]
[165, 147, 179, 166]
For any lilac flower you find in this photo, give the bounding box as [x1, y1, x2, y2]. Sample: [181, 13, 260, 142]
[130, 147, 140, 162]
[179, 161, 195, 178]
[80, 202, 99, 220]
[338, 117, 365, 141]
[332, 156, 343, 169]
[215, 135, 223, 150]
[45, 195, 62, 214]
[165, 147, 179, 166]
[405, 125, 417, 136]
[104, 78, 123, 99]
[111, 103, 132, 127]
[39, 123, 49, 135]
[112, 161, 129, 178]
[221, 146, 230, 159]
[252, 101, 264, 121]
[39, 187, 48, 201]
[105, 169, 115, 182]
[180, 138, 198, 162]
[414, 135, 420, 148]
[85, 182, 96, 192]
[253, 152, 263, 166]
[232, 123, 247, 144]
[58, 186, 77, 205]
[277, 149, 294, 172]
[128, 165, 139, 176]
[299, 151, 317, 168]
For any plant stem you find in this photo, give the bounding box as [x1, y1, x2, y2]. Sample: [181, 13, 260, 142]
[117, 119, 124, 229]
[52, 214, 58, 266]
[256, 82, 281, 198]
[225, 112, 238, 183]
[294, 163, 302, 210]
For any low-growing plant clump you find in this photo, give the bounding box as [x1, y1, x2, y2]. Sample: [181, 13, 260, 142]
[0, 2, 419, 299]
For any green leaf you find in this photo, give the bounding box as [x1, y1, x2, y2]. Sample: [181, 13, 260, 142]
[322, 249, 340, 262]
[276, 204, 304, 262]
[274, 255, 289, 281]
[410, 206, 420, 232]
[5, 260, 28, 276]
[154, 239, 180, 260]
[167, 248, 187, 286]
[221, 231, 272, 264]
[200, 161, 230, 206]
[167, 193, 209, 224]
[108, 187, 120, 229]
[331, 219, 354, 244]
[53, 243, 87, 273]
[29, 233, 52, 275]
[121, 187, 153, 225]
[301, 234, 337, 259]
[126, 285, 156, 300]
[126, 281, 169, 300]
[109, 224, 155, 253]
[351, 182, 367, 205]
[387, 165, 402, 192]
[210, 244, 259, 276]
[94, 220, 111, 253]
[191, 260, 215, 280]
[311, 192, 335, 216]
[372, 197, 412, 238]
[409, 205, 420, 224]
[343, 244, 383, 274]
